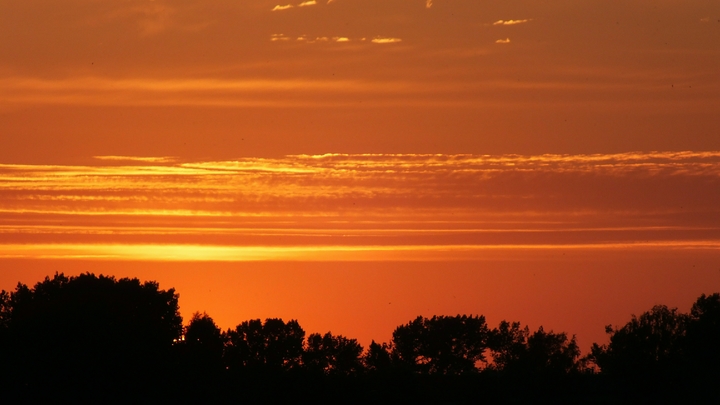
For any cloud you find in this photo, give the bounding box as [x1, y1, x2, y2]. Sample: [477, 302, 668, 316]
[493, 19, 531, 26]
[426, 0, 433, 9]
[495, 38, 511, 44]
[334, 37, 350, 42]
[298, 0, 317, 7]
[272, 4, 293, 11]
[7, 241, 720, 262]
[4, 152, 720, 255]
[270, 34, 291, 41]
[372, 37, 402, 44]
[94, 156, 177, 163]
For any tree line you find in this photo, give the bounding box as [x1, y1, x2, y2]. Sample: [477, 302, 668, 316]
[0, 272, 718, 403]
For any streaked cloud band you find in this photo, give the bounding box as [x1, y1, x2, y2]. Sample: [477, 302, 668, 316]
[1, 152, 720, 260]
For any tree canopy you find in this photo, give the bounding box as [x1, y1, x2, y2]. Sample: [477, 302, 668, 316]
[1, 272, 718, 403]
[0, 272, 182, 402]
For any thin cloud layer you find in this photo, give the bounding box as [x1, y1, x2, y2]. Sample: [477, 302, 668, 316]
[371, 37, 402, 44]
[493, 19, 531, 26]
[2, 152, 720, 260]
[496, 38, 511, 44]
[272, 4, 293, 11]
[94, 156, 178, 163]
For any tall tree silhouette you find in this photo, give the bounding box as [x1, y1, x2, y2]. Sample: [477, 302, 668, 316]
[682, 293, 720, 401]
[392, 315, 489, 375]
[363, 340, 393, 373]
[0, 272, 182, 401]
[184, 312, 224, 361]
[685, 293, 720, 369]
[176, 312, 225, 401]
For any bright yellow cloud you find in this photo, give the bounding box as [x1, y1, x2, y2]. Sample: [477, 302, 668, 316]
[272, 4, 293, 11]
[493, 19, 531, 26]
[372, 37, 402, 44]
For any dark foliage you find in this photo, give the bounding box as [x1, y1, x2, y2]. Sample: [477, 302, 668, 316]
[392, 315, 490, 375]
[303, 332, 364, 375]
[0, 272, 182, 402]
[588, 297, 720, 402]
[1, 271, 719, 404]
[224, 318, 305, 374]
[490, 321, 581, 375]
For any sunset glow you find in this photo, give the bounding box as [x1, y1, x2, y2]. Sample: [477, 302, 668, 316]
[2, 0, 719, 351]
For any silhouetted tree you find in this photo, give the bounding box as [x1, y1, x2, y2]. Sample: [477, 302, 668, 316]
[589, 305, 687, 377]
[392, 315, 489, 375]
[303, 332, 364, 375]
[489, 321, 528, 371]
[685, 293, 720, 369]
[185, 312, 224, 359]
[175, 312, 225, 400]
[526, 327, 581, 374]
[0, 272, 182, 401]
[490, 321, 581, 375]
[363, 340, 394, 373]
[681, 293, 720, 400]
[224, 318, 305, 373]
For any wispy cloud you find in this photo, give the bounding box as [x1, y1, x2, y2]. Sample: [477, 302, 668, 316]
[271, 33, 291, 41]
[298, 0, 317, 7]
[2, 152, 720, 260]
[426, 0, 433, 9]
[2, 241, 719, 262]
[493, 19, 531, 26]
[2, 76, 424, 108]
[94, 156, 177, 163]
[272, 4, 293, 11]
[371, 37, 402, 44]
[495, 38, 511, 44]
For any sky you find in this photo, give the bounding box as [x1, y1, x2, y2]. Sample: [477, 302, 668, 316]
[1, 0, 719, 350]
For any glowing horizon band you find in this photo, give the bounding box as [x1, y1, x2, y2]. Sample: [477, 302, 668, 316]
[1, 241, 719, 262]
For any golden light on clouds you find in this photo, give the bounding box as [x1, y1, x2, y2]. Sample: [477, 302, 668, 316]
[272, 4, 293, 11]
[2, 241, 719, 262]
[1, 0, 720, 353]
[493, 19, 532, 26]
[1, 152, 719, 261]
[371, 37, 402, 44]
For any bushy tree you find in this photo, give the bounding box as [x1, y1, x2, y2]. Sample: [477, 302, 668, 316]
[363, 340, 393, 373]
[686, 293, 720, 369]
[182, 312, 224, 369]
[589, 305, 688, 377]
[0, 272, 182, 401]
[224, 318, 305, 373]
[392, 315, 489, 375]
[490, 321, 580, 375]
[303, 332, 364, 375]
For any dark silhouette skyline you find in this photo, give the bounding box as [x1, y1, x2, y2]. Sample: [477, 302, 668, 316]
[1, 272, 718, 403]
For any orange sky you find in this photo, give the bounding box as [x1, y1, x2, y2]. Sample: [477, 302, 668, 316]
[1, 1, 719, 350]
